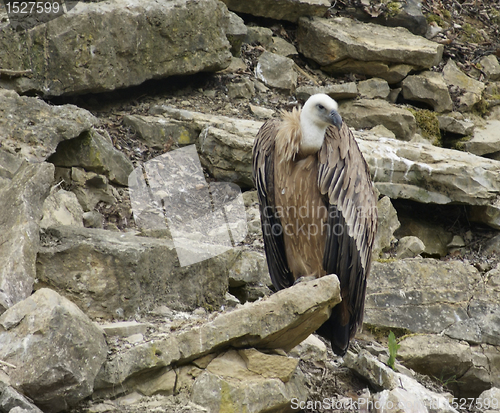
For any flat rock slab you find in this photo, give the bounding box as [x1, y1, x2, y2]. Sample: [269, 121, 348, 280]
[0, 289, 108, 413]
[297, 17, 443, 69]
[365, 258, 500, 348]
[220, 0, 330, 22]
[365, 258, 478, 333]
[94, 275, 341, 392]
[339, 99, 416, 140]
[0, 0, 231, 97]
[36, 226, 234, 319]
[0, 89, 98, 162]
[398, 334, 500, 398]
[0, 162, 54, 314]
[356, 132, 500, 207]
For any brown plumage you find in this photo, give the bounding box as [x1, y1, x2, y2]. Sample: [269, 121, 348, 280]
[252, 94, 378, 356]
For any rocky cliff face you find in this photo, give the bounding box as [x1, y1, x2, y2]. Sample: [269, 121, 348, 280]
[0, 0, 500, 412]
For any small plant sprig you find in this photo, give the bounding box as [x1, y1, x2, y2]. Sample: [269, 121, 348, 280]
[387, 331, 401, 370]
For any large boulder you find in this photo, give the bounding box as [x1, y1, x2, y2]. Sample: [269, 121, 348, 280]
[0, 0, 231, 97]
[36, 226, 235, 319]
[356, 132, 500, 209]
[297, 17, 443, 77]
[0, 162, 54, 314]
[0, 89, 98, 162]
[365, 259, 477, 334]
[0, 380, 44, 413]
[0, 289, 108, 412]
[365, 258, 500, 348]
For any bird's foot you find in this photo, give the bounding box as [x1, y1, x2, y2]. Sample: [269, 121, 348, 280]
[293, 275, 317, 285]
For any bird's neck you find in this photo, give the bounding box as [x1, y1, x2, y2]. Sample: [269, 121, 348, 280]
[299, 116, 327, 156]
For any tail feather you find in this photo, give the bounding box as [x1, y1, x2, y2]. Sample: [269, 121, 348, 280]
[316, 304, 351, 356]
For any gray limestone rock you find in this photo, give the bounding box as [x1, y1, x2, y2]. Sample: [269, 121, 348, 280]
[358, 78, 391, 100]
[191, 349, 307, 412]
[339, 99, 416, 140]
[0, 162, 54, 314]
[395, 236, 425, 259]
[0, 89, 98, 162]
[40, 188, 84, 229]
[372, 196, 400, 258]
[443, 59, 486, 112]
[297, 17, 443, 69]
[224, 12, 247, 57]
[345, 350, 458, 412]
[463, 120, 500, 156]
[438, 114, 475, 135]
[255, 51, 298, 91]
[402, 71, 454, 113]
[49, 129, 133, 186]
[36, 226, 234, 319]
[0, 0, 232, 97]
[365, 258, 480, 334]
[0, 289, 108, 412]
[123, 114, 199, 149]
[480, 55, 500, 81]
[296, 83, 359, 101]
[398, 334, 500, 398]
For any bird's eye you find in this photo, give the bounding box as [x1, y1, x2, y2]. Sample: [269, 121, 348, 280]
[317, 104, 325, 110]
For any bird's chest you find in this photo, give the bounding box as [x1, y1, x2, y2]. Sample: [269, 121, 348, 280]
[274, 155, 325, 219]
[273, 154, 328, 278]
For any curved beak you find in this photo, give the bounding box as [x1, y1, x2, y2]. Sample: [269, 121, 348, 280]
[329, 109, 343, 130]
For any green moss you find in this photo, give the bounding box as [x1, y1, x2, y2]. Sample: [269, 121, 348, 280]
[442, 9, 451, 19]
[426, 13, 445, 27]
[472, 98, 489, 117]
[460, 23, 484, 44]
[451, 135, 471, 151]
[407, 108, 442, 146]
[385, 2, 402, 18]
[490, 9, 500, 25]
[376, 258, 397, 263]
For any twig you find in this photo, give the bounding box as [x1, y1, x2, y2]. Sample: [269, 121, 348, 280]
[293, 63, 319, 86]
[0, 359, 16, 369]
[0, 68, 33, 78]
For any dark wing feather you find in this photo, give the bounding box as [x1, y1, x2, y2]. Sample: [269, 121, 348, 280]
[252, 120, 294, 290]
[316, 123, 378, 355]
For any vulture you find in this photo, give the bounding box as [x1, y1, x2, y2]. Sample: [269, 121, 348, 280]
[252, 93, 378, 356]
